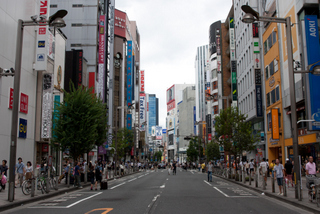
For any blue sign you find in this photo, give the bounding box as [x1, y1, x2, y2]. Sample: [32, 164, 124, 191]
[127, 41, 133, 130]
[305, 15, 320, 130]
[19, 118, 27, 139]
[149, 148, 152, 152]
[162, 129, 166, 134]
[148, 96, 156, 134]
[105, 144, 109, 149]
[38, 41, 45, 48]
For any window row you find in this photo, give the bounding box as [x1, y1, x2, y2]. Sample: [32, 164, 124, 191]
[239, 91, 255, 114]
[264, 31, 277, 55]
[265, 59, 278, 79]
[266, 86, 280, 107]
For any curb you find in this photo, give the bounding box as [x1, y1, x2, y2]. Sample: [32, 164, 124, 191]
[0, 171, 141, 212]
[213, 174, 320, 214]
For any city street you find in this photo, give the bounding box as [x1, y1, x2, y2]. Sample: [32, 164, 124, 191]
[3, 168, 312, 214]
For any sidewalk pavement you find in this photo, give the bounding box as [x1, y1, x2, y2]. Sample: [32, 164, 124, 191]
[0, 170, 141, 212]
[214, 171, 320, 213]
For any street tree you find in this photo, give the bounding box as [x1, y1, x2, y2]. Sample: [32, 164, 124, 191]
[187, 136, 203, 162]
[206, 141, 221, 161]
[52, 82, 108, 160]
[111, 128, 134, 161]
[154, 151, 162, 162]
[214, 107, 258, 174]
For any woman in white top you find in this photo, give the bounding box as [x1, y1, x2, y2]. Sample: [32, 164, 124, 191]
[25, 161, 33, 180]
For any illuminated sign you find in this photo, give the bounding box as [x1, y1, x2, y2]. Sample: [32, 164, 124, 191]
[19, 118, 27, 139]
[271, 108, 280, 140]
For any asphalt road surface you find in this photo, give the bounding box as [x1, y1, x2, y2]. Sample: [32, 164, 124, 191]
[4, 168, 313, 214]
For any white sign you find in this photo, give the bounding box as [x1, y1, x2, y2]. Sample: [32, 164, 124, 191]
[139, 93, 146, 131]
[41, 73, 53, 138]
[229, 28, 235, 50]
[35, 0, 50, 71]
[156, 126, 162, 140]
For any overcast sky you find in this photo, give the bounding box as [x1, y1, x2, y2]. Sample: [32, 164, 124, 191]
[115, 0, 233, 128]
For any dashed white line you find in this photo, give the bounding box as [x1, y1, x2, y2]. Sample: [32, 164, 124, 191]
[213, 187, 229, 197]
[110, 182, 126, 189]
[204, 180, 212, 186]
[128, 178, 137, 182]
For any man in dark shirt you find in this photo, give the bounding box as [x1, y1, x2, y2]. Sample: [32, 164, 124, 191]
[172, 161, 177, 175]
[74, 162, 82, 188]
[284, 158, 293, 187]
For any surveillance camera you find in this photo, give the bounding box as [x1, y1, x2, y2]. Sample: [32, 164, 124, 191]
[31, 15, 38, 21]
[3, 69, 10, 73]
[39, 15, 47, 20]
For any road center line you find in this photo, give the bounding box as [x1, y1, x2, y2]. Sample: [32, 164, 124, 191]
[110, 182, 126, 189]
[213, 187, 229, 197]
[203, 180, 212, 186]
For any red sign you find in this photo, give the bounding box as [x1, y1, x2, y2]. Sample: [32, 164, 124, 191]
[140, 70, 145, 92]
[20, 93, 28, 114]
[88, 72, 95, 94]
[99, 15, 105, 64]
[88, 151, 94, 156]
[9, 88, 14, 109]
[114, 9, 126, 38]
[42, 144, 48, 152]
[252, 23, 259, 38]
[208, 134, 212, 141]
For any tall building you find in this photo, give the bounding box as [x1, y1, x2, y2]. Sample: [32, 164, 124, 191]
[234, 0, 265, 160]
[148, 94, 159, 135]
[195, 45, 209, 124]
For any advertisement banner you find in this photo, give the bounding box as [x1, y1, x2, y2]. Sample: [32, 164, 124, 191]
[19, 118, 27, 139]
[140, 70, 145, 92]
[75, 50, 83, 86]
[271, 108, 280, 140]
[35, 0, 50, 71]
[231, 60, 237, 101]
[156, 126, 162, 140]
[256, 84, 263, 117]
[20, 93, 28, 114]
[193, 106, 196, 135]
[167, 85, 175, 104]
[167, 101, 175, 112]
[114, 9, 126, 38]
[127, 41, 133, 130]
[98, 15, 105, 100]
[305, 15, 320, 130]
[41, 73, 53, 138]
[139, 93, 146, 131]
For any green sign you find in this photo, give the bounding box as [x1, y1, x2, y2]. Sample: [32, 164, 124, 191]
[232, 72, 237, 100]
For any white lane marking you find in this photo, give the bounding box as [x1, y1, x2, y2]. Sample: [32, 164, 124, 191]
[110, 182, 126, 189]
[190, 171, 194, 174]
[138, 175, 144, 178]
[204, 180, 212, 186]
[213, 187, 229, 197]
[66, 192, 102, 208]
[128, 178, 137, 182]
[166, 178, 169, 180]
[160, 184, 165, 188]
[28, 192, 102, 209]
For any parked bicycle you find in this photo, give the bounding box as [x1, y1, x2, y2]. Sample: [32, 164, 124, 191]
[306, 175, 320, 207]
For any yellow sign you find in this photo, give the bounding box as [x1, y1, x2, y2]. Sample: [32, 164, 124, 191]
[85, 208, 113, 214]
[271, 108, 279, 140]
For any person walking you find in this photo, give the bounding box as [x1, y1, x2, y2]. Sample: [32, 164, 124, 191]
[25, 161, 33, 181]
[207, 161, 213, 182]
[0, 160, 8, 190]
[274, 159, 285, 195]
[305, 156, 319, 176]
[74, 161, 83, 188]
[15, 157, 25, 187]
[88, 163, 95, 190]
[259, 158, 268, 185]
[172, 161, 177, 175]
[94, 162, 102, 190]
[284, 158, 293, 187]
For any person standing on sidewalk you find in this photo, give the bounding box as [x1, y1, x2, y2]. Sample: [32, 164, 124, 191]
[0, 160, 8, 190]
[249, 159, 255, 176]
[274, 159, 285, 195]
[172, 161, 177, 175]
[305, 156, 319, 176]
[284, 158, 293, 187]
[15, 157, 25, 187]
[207, 161, 213, 182]
[74, 161, 83, 188]
[259, 158, 268, 185]
[269, 160, 275, 178]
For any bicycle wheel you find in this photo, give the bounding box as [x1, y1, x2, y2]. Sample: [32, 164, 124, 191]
[22, 180, 32, 195]
[40, 180, 48, 193]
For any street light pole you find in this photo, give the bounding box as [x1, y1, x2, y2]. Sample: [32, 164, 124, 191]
[8, 19, 23, 202]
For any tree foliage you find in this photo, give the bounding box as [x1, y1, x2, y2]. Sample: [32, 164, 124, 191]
[214, 107, 258, 158]
[206, 141, 221, 161]
[154, 151, 162, 162]
[186, 137, 203, 162]
[111, 128, 134, 161]
[52, 82, 108, 160]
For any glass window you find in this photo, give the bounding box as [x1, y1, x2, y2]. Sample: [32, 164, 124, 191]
[272, 31, 277, 45]
[268, 35, 272, 50]
[275, 86, 280, 101]
[274, 59, 278, 72]
[269, 60, 274, 76]
[271, 89, 276, 104]
[264, 40, 268, 55]
[267, 92, 270, 107]
[265, 65, 269, 79]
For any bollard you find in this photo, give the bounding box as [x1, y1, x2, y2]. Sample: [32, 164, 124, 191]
[242, 169, 245, 184]
[249, 172, 252, 185]
[255, 172, 258, 188]
[283, 180, 287, 196]
[54, 176, 58, 190]
[31, 178, 35, 197]
[272, 177, 275, 193]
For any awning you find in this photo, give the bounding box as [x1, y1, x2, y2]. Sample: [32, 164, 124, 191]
[284, 133, 317, 146]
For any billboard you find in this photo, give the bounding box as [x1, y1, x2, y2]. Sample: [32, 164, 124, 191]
[156, 126, 162, 140]
[114, 9, 126, 38]
[271, 108, 280, 140]
[305, 15, 320, 130]
[127, 41, 133, 130]
[41, 73, 53, 138]
[167, 85, 175, 104]
[168, 130, 174, 145]
[148, 96, 157, 134]
[140, 70, 145, 92]
[139, 93, 146, 131]
[98, 15, 105, 101]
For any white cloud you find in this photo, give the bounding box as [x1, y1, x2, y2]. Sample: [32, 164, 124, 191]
[115, 0, 233, 127]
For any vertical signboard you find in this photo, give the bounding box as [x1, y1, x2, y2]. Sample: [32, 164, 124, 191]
[167, 85, 175, 112]
[216, 29, 221, 72]
[98, 15, 105, 100]
[271, 108, 280, 140]
[305, 15, 320, 130]
[75, 50, 83, 86]
[193, 106, 196, 135]
[139, 93, 146, 131]
[127, 41, 133, 130]
[231, 61, 237, 101]
[52, 95, 60, 138]
[35, 0, 50, 71]
[156, 126, 162, 140]
[229, 17, 236, 60]
[140, 70, 145, 92]
[19, 118, 27, 139]
[20, 93, 29, 114]
[255, 69, 263, 117]
[41, 73, 53, 138]
[88, 72, 95, 94]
